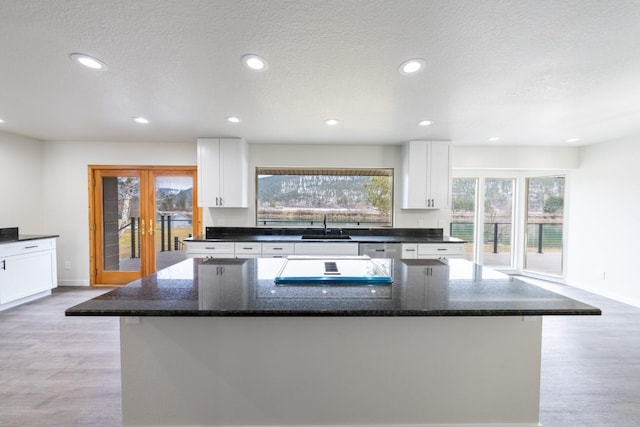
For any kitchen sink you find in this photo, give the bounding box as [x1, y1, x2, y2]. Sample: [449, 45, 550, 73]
[301, 234, 352, 240]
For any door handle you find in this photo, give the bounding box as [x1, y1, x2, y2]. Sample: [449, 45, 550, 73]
[148, 220, 154, 236]
[141, 219, 145, 235]
[1, 260, 5, 270]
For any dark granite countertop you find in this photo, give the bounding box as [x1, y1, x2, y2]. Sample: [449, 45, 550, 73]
[66, 258, 600, 317]
[0, 234, 59, 244]
[186, 227, 465, 244]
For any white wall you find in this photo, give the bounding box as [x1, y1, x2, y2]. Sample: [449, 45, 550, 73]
[41, 140, 196, 285]
[204, 143, 450, 230]
[566, 136, 640, 307]
[0, 131, 44, 232]
[453, 145, 579, 170]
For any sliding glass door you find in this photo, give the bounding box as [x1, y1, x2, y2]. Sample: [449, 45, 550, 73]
[524, 176, 565, 276]
[451, 173, 564, 277]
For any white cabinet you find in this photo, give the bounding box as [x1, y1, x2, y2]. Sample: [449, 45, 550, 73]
[198, 261, 246, 310]
[401, 243, 418, 259]
[262, 242, 295, 258]
[401, 140, 451, 209]
[0, 238, 57, 310]
[293, 242, 359, 256]
[234, 242, 262, 258]
[417, 243, 464, 259]
[197, 138, 248, 208]
[185, 241, 235, 258]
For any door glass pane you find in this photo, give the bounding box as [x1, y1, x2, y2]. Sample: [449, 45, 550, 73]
[525, 176, 564, 276]
[102, 176, 140, 272]
[450, 178, 477, 261]
[483, 178, 514, 268]
[155, 176, 193, 270]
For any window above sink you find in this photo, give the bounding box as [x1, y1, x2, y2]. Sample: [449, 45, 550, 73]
[256, 167, 393, 228]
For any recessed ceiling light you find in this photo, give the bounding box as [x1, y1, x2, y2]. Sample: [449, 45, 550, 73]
[0, 118, 4, 123]
[417, 120, 432, 127]
[69, 53, 107, 70]
[566, 137, 580, 143]
[325, 119, 340, 126]
[488, 136, 501, 142]
[241, 54, 268, 71]
[132, 117, 149, 124]
[226, 116, 241, 123]
[399, 58, 426, 75]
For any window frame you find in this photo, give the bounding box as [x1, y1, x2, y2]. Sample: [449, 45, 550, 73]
[451, 169, 570, 280]
[255, 167, 394, 228]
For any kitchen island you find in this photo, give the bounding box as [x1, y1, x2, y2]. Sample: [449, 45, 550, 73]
[67, 257, 600, 427]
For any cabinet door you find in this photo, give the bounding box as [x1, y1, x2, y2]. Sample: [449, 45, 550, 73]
[197, 138, 222, 207]
[219, 138, 248, 208]
[401, 140, 451, 209]
[402, 141, 429, 209]
[0, 250, 55, 304]
[428, 141, 451, 209]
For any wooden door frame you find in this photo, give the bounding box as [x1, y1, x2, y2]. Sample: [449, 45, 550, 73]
[88, 165, 201, 286]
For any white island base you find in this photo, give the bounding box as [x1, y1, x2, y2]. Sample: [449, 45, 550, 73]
[120, 316, 543, 427]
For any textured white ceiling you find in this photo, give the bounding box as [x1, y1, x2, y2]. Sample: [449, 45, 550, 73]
[1, 0, 640, 146]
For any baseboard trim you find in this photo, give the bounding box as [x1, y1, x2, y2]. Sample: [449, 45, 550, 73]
[57, 280, 90, 286]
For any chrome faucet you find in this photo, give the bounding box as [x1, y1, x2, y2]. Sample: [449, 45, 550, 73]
[323, 214, 327, 235]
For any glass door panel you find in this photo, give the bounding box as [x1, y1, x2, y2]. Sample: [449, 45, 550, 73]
[525, 176, 565, 276]
[483, 178, 514, 268]
[450, 178, 477, 261]
[153, 174, 195, 271]
[94, 170, 146, 285]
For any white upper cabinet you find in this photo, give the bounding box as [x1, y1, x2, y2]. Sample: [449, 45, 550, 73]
[197, 138, 248, 208]
[401, 140, 451, 209]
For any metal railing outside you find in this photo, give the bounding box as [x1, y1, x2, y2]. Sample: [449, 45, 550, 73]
[450, 222, 562, 254]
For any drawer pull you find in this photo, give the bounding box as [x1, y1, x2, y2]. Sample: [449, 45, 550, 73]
[404, 248, 416, 252]
[24, 245, 39, 249]
[205, 247, 217, 250]
[437, 248, 447, 251]
[242, 247, 253, 250]
[272, 247, 283, 250]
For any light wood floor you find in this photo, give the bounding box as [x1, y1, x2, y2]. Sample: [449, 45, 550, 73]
[1, 283, 639, 427]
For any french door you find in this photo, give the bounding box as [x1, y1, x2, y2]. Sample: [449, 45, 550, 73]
[89, 166, 200, 286]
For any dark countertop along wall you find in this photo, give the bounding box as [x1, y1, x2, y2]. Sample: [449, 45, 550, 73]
[186, 227, 465, 243]
[66, 258, 600, 317]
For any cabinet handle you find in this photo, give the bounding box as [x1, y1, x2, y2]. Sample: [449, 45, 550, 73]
[242, 247, 252, 250]
[24, 245, 38, 249]
[405, 248, 416, 252]
[148, 220, 154, 236]
[1, 260, 5, 270]
[219, 197, 223, 206]
[205, 247, 217, 250]
[272, 247, 283, 250]
[437, 248, 447, 251]
[215, 197, 219, 206]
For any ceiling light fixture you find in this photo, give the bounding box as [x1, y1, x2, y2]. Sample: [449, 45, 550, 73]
[132, 117, 149, 124]
[399, 58, 426, 75]
[0, 118, 4, 123]
[241, 54, 268, 71]
[325, 119, 340, 126]
[69, 53, 107, 70]
[566, 137, 580, 143]
[488, 136, 501, 142]
[417, 120, 432, 127]
[226, 116, 241, 123]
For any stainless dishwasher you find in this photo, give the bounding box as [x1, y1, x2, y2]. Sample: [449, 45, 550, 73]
[358, 243, 402, 258]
